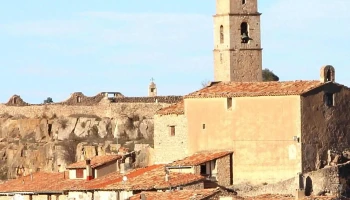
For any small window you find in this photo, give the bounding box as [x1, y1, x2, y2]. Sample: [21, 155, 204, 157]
[151, 88, 155, 92]
[220, 25, 224, 44]
[170, 126, 175, 136]
[227, 98, 233, 110]
[76, 169, 84, 178]
[200, 165, 207, 175]
[77, 96, 81, 103]
[203, 124, 206, 129]
[325, 93, 334, 107]
[242, 0, 246, 4]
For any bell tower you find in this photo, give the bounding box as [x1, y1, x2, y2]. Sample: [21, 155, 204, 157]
[213, 0, 262, 82]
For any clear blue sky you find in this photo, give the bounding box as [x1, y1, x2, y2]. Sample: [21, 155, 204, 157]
[1, 0, 349, 103]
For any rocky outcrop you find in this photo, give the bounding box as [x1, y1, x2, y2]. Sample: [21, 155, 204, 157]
[0, 113, 156, 180]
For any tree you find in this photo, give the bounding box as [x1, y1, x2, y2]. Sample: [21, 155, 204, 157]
[201, 79, 211, 88]
[262, 68, 279, 82]
[44, 97, 53, 104]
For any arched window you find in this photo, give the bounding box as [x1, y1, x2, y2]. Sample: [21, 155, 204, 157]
[220, 25, 224, 44]
[326, 69, 331, 81]
[77, 96, 81, 103]
[241, 22, 250, 43]
[242, 0, 246, 4]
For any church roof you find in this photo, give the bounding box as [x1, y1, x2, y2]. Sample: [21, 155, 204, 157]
[156, 100, 184, 116]
[185, 80, 329, 98]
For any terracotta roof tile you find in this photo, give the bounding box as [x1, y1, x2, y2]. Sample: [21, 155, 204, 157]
[185, 81, 326, 98]
[156, 100, 184, 116]
[103, 164, 205, 191]
[170, 151, 233, 166]
[0, 172, 83, 193]
[66, 155, 121, 169]
[129, 189, 219, 200]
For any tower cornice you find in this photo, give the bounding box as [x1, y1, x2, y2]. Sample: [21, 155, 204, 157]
[213, 13, 262, 17]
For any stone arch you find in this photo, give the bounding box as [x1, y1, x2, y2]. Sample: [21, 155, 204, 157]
[320, 65, 335, 83]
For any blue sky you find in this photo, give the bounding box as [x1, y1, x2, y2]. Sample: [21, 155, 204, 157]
[1, 0, 349, 103]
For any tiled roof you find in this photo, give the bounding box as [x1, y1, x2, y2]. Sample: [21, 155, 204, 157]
[102, 165, 205, 191]
[156, 100, 184, 116]
[170, 151, 233, 166]
[72, 164, 162, 191]
[129, 189, 219, 200]
[66, 155, 121, 169]
[0, 172, 83, 193]
[185, 81, 327, 98]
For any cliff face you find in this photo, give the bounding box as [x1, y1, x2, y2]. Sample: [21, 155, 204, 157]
[0, 110, 158, 180]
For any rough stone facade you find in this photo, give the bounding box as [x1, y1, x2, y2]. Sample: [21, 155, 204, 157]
[213, 0, 262, 82]
[182, 181, 205, 190]
[217, 154, 233, 187]
[154, 114, 188, 164]
[301, 83, 350, 172]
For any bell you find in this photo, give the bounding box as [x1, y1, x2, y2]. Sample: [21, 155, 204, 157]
[242, 33, 253, 41]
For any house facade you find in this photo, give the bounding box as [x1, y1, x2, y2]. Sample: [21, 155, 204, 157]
[154, 66, 350, 184]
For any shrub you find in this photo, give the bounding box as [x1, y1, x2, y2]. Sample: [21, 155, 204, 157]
[58, 118, 69, 129]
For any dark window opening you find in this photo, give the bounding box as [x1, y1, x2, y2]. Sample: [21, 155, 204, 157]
[151, 88, 155, 92]
[13, 98, 17, 104]
[325, 93, 334, 107]
[326, 69, 331, 82]
[76, 169, 84, 178]
[48, 124, 52, 136]
[305, 176, 313, 196]
[242, 0, 246, 4]
[200, 165, 206, 175]
[241, 22, 251, 43]
[220, 25, 224, 44]
[227, 98, 233, 110]
[203, 124, 206, 130]
[77, 96, 81, 103]
[170, 126, 175, 136]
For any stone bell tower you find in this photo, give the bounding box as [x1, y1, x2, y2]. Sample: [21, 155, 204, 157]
[213, 0, 262, 82]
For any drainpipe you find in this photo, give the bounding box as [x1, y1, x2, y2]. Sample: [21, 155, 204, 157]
[86, 159, 93, 180]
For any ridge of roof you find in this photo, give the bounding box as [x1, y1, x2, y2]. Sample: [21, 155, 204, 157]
[185, 80, 329, 98]
[66, 155, 121, 169]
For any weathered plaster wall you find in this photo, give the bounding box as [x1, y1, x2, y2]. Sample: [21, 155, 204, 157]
[301, 84, 350, 172]
[154, 114, 188, 164]
[185, 96, 302, 184]
[95, 161, 118, 178]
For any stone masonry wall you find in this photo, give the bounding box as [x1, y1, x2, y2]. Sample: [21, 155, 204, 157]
[153, 114, 188, 164]
[182, 181, 204, 190]
[0, 102, 169, 119]
[217, 154, 232, 187]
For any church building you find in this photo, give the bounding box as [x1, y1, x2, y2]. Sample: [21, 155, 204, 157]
[154, 0, 350, 184]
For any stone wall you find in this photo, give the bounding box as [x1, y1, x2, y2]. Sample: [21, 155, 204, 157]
[217, 154, 232, 187]
[153, 114, 188, 164]
[182, 181, 204, 190]
[2, 93, 182, 107]
[0, 102, 169, 119]
[301, 83, 350, 172]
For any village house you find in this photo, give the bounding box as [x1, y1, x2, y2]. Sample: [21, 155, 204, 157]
[154, 66, 350, 185]
[0, 153, 229, 200]
[167, 151, 233, 187]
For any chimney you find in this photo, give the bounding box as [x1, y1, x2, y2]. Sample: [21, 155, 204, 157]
[86, 159, 93, 180]
[165, 167, 170, 182]
[120, 163, 125, 174]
